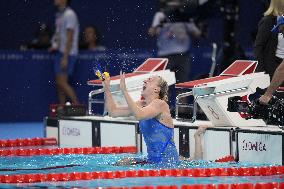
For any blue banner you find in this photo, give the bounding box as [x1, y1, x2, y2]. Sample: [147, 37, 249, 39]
[0, 49, 214, 122]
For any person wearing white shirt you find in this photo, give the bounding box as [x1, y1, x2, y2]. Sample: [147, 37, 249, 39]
[50, 0, 79, 104]
[260, 16, 284, 104]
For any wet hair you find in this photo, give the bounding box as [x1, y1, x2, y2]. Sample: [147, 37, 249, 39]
[158, 76, 169, 102]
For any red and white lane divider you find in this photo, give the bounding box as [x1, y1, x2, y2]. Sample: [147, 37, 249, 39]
[108, 182, 284, 189]
[0, 165, 283, 183]
[0, 137, 57, 147]
[215, 155, 235, 163]
[0, 146, 137, 156]
[106, 182, 284, 189]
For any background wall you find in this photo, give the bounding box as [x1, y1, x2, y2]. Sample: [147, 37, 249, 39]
[0, 0, 266, 49]
[0, 0, 268, 122]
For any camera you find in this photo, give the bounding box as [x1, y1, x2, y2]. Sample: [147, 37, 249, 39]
[227, 96, 284, 127]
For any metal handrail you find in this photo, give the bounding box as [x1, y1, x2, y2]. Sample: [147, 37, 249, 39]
[175, 91, 194, 121]
[88, 88, 105, 115]
[88, 86, 143, 115]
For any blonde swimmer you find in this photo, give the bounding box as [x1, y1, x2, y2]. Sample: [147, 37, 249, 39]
[102, 71, 206, 165]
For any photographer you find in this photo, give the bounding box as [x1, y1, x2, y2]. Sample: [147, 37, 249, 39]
[148, 0, 202, 118]
[259, 16, 284, 105]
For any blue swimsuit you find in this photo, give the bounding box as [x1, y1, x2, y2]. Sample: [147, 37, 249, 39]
[139, 118, 179, 164]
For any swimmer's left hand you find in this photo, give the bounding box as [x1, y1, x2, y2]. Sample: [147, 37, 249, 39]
[194, 125, 209, 137]
[102, 74, 111, 91]
[120, 70, 127, 92]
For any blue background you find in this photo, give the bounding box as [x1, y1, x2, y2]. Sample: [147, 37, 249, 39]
[0, 0, 266, 122]
[0, 0, 265, 49]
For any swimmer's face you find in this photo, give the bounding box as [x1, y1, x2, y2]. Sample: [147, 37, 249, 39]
[141, 76, 161, 97]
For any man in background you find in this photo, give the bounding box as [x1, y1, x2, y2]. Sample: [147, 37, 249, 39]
[80, 25, 106, 51]
[50, 0, 79, 104]
[148, 0, 202, 118]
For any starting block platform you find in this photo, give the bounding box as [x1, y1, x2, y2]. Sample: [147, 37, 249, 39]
[87, 58, 176, 114]
[175, 60, 274, 127]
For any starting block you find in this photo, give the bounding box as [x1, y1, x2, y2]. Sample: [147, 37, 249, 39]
[175, 60, 271, 127]
[87, 58, 176, 115]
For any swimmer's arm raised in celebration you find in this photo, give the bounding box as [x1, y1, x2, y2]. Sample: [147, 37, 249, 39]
[103, 76, 133, 117]
[119, 72, 164, 120]
[193, 125, 209, 160]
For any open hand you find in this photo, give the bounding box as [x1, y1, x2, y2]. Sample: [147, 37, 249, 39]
[120, 71, 127, 92]
[194, 125, 209, 137]
[102, 73, 111, 91]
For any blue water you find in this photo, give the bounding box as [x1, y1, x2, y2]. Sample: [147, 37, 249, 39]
[0, 153, 283, 188]
[0, 153, 279, 175]
[0, 122, 44, 139]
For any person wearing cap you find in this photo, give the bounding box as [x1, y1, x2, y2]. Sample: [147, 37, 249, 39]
[259, 16, 284, 104]
[254, 0, 284, 81]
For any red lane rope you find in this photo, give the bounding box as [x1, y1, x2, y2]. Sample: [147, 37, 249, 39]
[0, 137, 57, 148]
[215, 155, 235, 162]
[0, 146, 137, 156]
[106, 182, 284, 189]
[0, 166, 283, 183]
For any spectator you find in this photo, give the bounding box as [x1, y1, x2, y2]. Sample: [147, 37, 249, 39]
[216, 34, 247, 75]
[254, 0, 284, 82]
[50, 0, 79, 104]
[24, 23, 51, 50]
[80, 25, 106, 51]
[215, 0, 246, 75]
[148, 0, 202, 118]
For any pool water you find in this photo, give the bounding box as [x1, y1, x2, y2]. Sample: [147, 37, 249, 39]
[0, 153, 282, 188]
[0, 175, 283, 188]
[0, 153, 278, 174]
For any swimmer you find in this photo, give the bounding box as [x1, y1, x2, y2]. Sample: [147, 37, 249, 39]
[103, 71, 179, 165]
[103, 71, 207, 165]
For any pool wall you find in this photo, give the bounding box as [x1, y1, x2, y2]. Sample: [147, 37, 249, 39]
[45, 116, 284, 165]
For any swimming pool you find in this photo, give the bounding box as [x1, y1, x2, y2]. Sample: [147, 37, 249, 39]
[0, 153, 283, 188]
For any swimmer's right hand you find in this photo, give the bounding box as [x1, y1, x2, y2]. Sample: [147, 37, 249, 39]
[102, 74, 111, 91]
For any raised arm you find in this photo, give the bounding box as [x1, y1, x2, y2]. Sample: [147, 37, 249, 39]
[102, 76, 132, 117]
[193, 125, 209, 160]
[119, 72, 164, 120]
